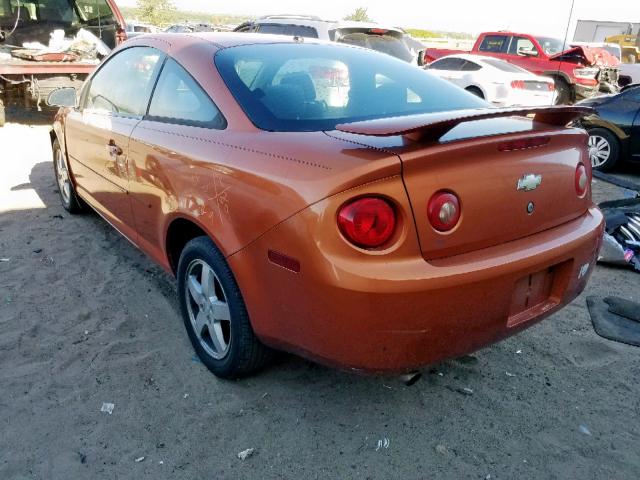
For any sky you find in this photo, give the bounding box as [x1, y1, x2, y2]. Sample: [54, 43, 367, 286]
[115, 0, 638, 38]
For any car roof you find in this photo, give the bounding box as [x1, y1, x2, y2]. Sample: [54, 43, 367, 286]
[250, 16, 404, 33]
[128, 31, 340, 52]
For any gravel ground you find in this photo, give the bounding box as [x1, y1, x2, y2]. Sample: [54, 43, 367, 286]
[1, 111, 639, 480]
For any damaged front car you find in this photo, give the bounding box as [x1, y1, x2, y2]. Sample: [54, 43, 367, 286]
[548, 43, 621, 100]
[0, 0, 126, 126]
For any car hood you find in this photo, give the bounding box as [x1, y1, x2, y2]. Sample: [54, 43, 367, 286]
[549, 45, 620, 67]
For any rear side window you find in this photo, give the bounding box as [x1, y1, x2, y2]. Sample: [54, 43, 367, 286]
[461, 61, 482, 71]
[148, 58, 226, 129]
[216, 43, 487, 132]
[85, 47, 162, 117]
[478, 35, 508, 53]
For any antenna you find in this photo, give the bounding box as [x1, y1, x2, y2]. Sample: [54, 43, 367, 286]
[555, 0, 575, 104]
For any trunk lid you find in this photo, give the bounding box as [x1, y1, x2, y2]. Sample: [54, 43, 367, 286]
[335, 106, 593, 260]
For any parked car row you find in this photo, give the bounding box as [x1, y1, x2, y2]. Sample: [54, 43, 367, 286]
[425, 31, 621, 104]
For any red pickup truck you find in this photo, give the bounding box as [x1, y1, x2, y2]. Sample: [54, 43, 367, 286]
[0, 0, 126, 126]
[425, 31, 620, 104]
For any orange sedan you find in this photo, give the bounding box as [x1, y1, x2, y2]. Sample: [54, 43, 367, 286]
[48, 33, 604, 378]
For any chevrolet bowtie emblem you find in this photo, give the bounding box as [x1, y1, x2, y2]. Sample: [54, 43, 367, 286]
[517, 174, 542, 192]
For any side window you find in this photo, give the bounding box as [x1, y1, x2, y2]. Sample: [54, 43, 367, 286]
[508, 36, 538, 56]
[429, 58, 465, 70]
[478, 35, 508, 53]
[429, 58, 455, 70]
[84, 47, 162, 116]
[148, 58, 226, 129]
[461, 61, 482, 71]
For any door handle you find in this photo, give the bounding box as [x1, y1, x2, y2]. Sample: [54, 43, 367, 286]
[107, 139, 123, 157]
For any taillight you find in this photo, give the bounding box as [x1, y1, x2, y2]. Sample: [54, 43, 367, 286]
[510, 80, 525, 89]
[427, 191, 461, 232]
[338, 197, 396, 249]
[575, 163, 589, 197]
[547, 82, 555, 91]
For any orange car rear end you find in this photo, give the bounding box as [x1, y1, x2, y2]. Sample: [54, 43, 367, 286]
[51, 34, 603, 377]
[229, 110, 603, 372]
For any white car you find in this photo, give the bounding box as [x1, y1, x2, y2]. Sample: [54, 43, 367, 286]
[426, 54, 557, 107]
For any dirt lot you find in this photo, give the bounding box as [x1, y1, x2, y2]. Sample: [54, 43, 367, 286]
[1, 111, 639, 480]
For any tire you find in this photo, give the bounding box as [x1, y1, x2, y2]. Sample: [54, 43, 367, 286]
[52, 138, 86, 213]
[553, 77, 572, 105]
[177, 236, 272, 379]
[626, 54, 636, 64]
[465, 86, 484, 99]
[587, 128, 620, 172]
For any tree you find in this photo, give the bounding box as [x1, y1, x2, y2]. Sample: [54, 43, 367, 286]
[136, 0, 176, 26]
[343, 7, 372, 22]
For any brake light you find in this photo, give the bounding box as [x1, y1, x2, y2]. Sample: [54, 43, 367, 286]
[498, 136, 550, 152]
[338, 197, 396, 248]
[575, 163, 589, 197]
[510, 80, 526, 89]
[369, 28, 389, 34]
[427, 191, 461, 232]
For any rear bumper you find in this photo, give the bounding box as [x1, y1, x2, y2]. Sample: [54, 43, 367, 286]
[229, 206, 603, 373]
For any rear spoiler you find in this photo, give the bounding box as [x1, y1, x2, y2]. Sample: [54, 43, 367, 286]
[335, 106, 593, 141]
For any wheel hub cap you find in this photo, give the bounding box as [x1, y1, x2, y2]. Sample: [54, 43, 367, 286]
[588, 135, 611, 168]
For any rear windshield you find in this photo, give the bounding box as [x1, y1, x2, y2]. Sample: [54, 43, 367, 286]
[215, 43, 487, 132]
[332, 28, 413, 63]
[481, 58, 529, 73]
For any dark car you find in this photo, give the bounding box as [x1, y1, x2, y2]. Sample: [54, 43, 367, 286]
[578, 84, 640, 171]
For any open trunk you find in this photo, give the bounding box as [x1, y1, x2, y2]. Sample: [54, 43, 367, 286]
[336, 106, 594, 260]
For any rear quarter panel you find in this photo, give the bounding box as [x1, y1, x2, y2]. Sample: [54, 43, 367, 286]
[126, 124, 401, 263]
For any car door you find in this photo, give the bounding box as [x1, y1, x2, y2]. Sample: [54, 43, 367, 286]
[504, 36, 547, 74]
[630, 88, 640, 159]
[126, 57, 227, 265]
[65, 46, 163, 241]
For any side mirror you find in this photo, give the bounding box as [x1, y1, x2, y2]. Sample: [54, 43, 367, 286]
[518, 47, 538, 57]
[47, 87, 77, 108]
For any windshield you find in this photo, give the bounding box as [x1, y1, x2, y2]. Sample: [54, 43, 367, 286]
[215, 43, 487, 132]
[535, 36, 567, 55]
[332, 28, 414, 62]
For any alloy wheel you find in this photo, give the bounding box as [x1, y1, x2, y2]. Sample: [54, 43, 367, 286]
[184, 259, 232, 360]
[588, 135, 611, 168]
[55, 148, 71, 205]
